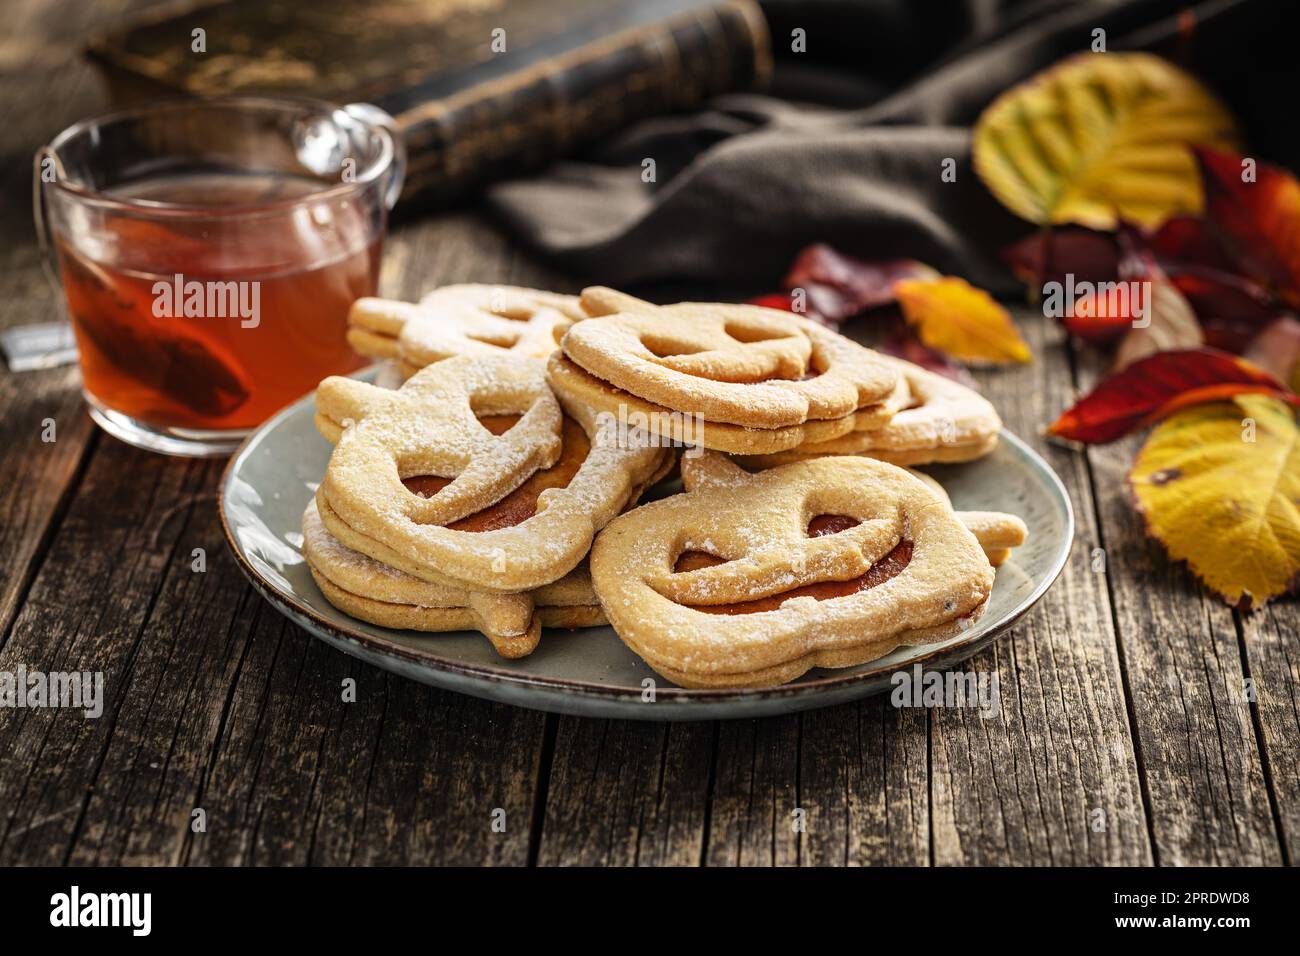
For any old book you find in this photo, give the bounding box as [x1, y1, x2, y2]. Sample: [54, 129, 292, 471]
[87, 0, 772, 206]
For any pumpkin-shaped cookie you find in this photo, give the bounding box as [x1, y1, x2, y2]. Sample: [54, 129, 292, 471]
[315, 353, 668, 593]
[560, 288, 898, 428]
[590, 453, 994, 688]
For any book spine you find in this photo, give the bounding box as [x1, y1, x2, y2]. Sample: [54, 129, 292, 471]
[393, 0, 771, 207]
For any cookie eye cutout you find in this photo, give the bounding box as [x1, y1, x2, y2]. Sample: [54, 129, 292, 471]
[673, 550, 730, 573]
[477, 413, 523, 436]
[683, 540, 914, 615]
[402, 416, 591, 532]
[641, 335, 707, 359]
[489, 302, 541, 321]
[722, 322, 788, 344]
[465, 329, 525, 349]
[806, 514, 859, 537]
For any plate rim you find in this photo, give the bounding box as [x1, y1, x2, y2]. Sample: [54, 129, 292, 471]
[218, 381, 1076, 708]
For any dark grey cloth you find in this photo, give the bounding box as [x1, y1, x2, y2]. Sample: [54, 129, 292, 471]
[487, 0, 1299, 294]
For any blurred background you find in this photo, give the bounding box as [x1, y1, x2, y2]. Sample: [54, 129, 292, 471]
[9, 0, 1300, 298]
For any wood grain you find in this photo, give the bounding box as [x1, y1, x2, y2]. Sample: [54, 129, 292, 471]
[1239, 603, 1299, 864]
[1075, 350, 1282, 866]
[0, 0, 1293, 868]
[927, 310, 1149, 865]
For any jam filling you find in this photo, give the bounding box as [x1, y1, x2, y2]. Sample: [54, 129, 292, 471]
[805, 514, 859, 536]
[672, 514, 913, 614]
[402, 415, 589, 532]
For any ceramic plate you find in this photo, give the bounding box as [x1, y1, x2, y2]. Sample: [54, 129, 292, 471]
[219, 371, 1073, 720]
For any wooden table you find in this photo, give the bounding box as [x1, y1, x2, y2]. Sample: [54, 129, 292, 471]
[1, 0, 1296, 867]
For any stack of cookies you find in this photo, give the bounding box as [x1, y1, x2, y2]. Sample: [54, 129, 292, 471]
[305, 348, 671, 658]
[301, 283, 1026, 687]
[547, 287, 909, 456]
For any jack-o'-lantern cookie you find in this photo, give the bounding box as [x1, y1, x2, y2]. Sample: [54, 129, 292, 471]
[348, 284, 587, 374]
[302, 500, 603, 658]
[590, 453, 995, 688]
[314, 353, 669, 594]
[563, 288, 898, 426]
[735, 356, 1001, 467]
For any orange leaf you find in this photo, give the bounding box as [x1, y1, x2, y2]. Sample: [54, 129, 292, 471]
[894, 276, 1031, 365]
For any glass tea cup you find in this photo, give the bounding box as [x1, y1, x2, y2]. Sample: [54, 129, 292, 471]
[35, 96, 405, 456]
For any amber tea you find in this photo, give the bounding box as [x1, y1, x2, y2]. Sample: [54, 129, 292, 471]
[39, 98, 404, 456]
[58, 172, 379, 432]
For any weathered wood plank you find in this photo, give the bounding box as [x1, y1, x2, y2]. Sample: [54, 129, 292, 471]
[0, 359, 95, 645]
[928, 307, 1150, 865]
[0, 441, 215, 864]
[534, 718, 714, 865]
[0, 0, 143, 648]
[1075, 349, 1283, 865]
[0, 215, 559, 865]
[1237, 600, 1299, 863]
[797, 701, 930, 866]
[704, 716, 802, 865]
[186, 622, 549, 865]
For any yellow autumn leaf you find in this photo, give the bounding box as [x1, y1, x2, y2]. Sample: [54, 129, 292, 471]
[1129, 394, 1300, 610]
[894, 276, 1031, 364]
[973, 52, 1240, 230]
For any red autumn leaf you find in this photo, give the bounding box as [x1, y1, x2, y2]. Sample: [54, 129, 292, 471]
[1052, 245, 1153, 344]
[1120, 217, 1283, 351]
[1144, 215, 1235, 273]
[878, 330, 980, 390]
[781, 244, 936, 324]
[1195, 146, 1300, 307]
[1048, 348, 1292, 443]
[1169, 270, 1283, 352]
[1000, 228, 1121, 288]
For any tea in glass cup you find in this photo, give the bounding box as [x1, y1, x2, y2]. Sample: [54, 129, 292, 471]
[37, 97, 405, 456]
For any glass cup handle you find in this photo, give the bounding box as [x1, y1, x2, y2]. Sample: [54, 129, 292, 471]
[342, 103, 406, 210]
[32, 146, 64, 296]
